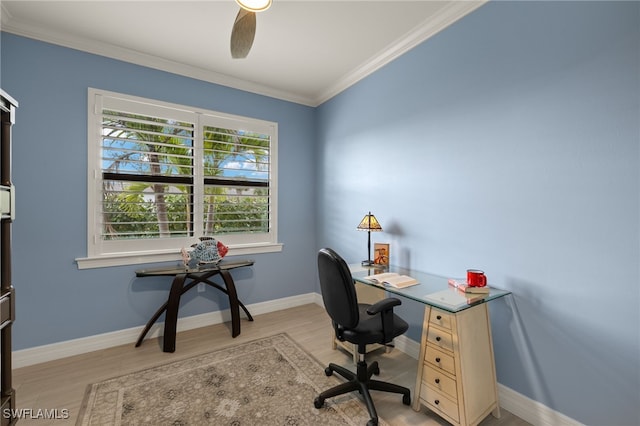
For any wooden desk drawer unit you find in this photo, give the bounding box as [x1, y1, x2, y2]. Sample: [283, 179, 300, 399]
[421, 386, 459, 422]
[413, 305, 500, 426]
[429, 308, 452, 330]
[425, 345, 455, 376]
[427, 325, 454, 352]
[423, 364, 457, 400]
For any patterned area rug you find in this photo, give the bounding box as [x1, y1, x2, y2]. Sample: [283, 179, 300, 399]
[77, 333, 388, 425]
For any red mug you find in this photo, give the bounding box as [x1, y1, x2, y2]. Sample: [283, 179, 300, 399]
[467, 269, 487, 287]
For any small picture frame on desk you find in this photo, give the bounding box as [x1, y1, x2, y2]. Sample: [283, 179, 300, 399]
[373, 243, 389, 266]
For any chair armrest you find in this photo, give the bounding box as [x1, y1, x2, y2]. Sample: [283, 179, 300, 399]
[366, 298, 401, 315]
[367, 298, 402, 344]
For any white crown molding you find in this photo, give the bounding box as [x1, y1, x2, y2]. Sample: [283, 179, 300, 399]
[1, 1, 486, 107]
[0, 10, 315, 106]
[313, 0, 487, 105]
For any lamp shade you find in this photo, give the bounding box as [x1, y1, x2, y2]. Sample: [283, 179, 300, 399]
[357, 212, 382, 232]
[235, 0, 272, 12]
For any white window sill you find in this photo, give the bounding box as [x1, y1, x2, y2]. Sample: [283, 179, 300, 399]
[75, 243, 283, 269]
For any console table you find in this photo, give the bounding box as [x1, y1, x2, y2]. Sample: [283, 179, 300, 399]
[135, 259, 254, 352]
[350, 265, 510, 426]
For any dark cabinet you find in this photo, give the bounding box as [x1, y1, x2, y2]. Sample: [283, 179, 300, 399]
[0, 89, 17, 425]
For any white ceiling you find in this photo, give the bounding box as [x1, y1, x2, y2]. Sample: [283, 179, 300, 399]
[0, 0, 485, 106]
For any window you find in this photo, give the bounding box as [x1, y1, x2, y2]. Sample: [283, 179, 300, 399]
[78, 89, 280, 269]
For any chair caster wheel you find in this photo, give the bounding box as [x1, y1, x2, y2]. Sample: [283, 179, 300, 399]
[367, 419, 378, 426]
[373, 365, 380, 375]
[403, 394, 411, 405]
[324, 367, 333, 376]
[314, 397, 324, 409]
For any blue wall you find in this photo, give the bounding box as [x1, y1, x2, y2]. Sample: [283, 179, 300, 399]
[0, 33, 317, 350]
[317, 2, 639, 425]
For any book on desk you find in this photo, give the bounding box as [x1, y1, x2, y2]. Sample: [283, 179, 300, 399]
[448, 278, 491, 294]
[362, 272, 419, 288]
[423, 288, 486, 309]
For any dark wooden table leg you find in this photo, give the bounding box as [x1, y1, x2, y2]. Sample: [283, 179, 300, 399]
[219, 270, 241, 337]
[198, 278, 254, 322]
[135, 303, 166, 347]
[136, 268, 252, 350]
[239, 300, 254, 322]
[163, 273, 187, 352]
[136, 277, 202, 348]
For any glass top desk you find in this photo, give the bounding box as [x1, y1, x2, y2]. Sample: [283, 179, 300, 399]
[350, 264, 510, 426]
[350, 265, 510, 313]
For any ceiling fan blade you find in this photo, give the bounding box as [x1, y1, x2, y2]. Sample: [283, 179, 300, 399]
[230, 8, 256, 59]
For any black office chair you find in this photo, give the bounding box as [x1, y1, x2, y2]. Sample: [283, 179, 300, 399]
[314, 248, 411, 426]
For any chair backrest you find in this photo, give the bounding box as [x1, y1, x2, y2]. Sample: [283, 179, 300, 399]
[317, 248, 359, 329]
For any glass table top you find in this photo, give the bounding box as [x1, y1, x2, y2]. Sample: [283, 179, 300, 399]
[350, 264, 511, 313]
[136, 259, 254, 277]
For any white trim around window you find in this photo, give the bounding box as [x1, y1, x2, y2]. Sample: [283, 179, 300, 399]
[76, 88, 281, 269]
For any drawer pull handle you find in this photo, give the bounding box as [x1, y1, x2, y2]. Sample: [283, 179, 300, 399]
[435, 378, 440, 384]
[435, 357, 441, 363]
[434, 399, 440, 405]
[436, 336, 441, 342]
[436, 315, 442, 320]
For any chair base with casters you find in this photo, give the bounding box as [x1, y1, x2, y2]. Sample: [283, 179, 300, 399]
[314, 344, 411, 426]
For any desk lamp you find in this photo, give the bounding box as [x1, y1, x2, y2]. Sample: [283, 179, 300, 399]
[357, 212, 382, 266]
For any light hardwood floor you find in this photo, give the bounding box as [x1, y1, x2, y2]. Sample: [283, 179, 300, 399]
[13, 303, 531, 425]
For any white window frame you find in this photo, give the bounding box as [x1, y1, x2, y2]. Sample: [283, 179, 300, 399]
[76, 88, 281, 269]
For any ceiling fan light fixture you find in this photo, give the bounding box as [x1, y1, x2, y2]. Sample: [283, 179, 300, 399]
[235, 0, 272, 12]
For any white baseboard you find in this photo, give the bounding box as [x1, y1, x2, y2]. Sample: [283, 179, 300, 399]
[391, 334, 421, 360]
[13, 292, 581, 426]
[497, 384, 583, 426]
[13, 292, 317, 369]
